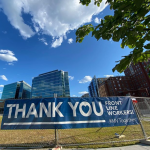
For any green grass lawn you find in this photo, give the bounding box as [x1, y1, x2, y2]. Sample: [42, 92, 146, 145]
[0, 116, 149, 148]
[0, 116, 2, 123]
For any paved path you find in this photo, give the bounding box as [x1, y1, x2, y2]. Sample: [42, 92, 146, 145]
[0, 144, 150, 150]
[63, 144, 150, 150]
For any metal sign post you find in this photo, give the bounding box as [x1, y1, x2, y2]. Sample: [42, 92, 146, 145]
[133, 102, 147, 139]
[54, 93, 59, 146]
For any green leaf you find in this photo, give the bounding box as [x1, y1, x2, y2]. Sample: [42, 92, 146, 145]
[144, 43, 150, 49]
[104, 15, 113, 21]
[80, 0, 91, 6]
[128, 45, 135, 49]
[144, 16, 150, 25]
[137, 8, 149, 17]
[134, 0, 145, 9]
[77, 0, 150, 74]
[112, 30, 121, 42]
[121, 41, 126, 48]
[136, 25, 144, 32]
[112, 54, 133, 73]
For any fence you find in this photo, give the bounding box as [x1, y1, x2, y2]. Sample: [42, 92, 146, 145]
[135, 97, 150, 139]
[0, 97, 150, 149]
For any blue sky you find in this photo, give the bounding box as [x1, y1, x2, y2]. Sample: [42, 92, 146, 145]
[0, 0, 132, 98]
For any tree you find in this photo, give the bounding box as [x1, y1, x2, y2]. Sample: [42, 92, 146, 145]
[76, 0, 150, 73]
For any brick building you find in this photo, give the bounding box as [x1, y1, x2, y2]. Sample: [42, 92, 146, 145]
[124, 62, 150, 96]
[99, 76, 148, 97]
[81, 93, 89, 98]
[89, 61, 150, 97]
[99, 76, 132, 97]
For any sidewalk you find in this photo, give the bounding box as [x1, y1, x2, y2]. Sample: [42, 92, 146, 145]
[63, 144, 150, 150]
[1, 144, 150, 150]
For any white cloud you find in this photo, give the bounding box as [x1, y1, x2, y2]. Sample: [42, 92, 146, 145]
[51, 37, 63, 48]
[8, 62, 14, 65]
[79, 91, 88, 95]
[0, 0, 108, 46]
[39, 38, 48, 45]
[69, 76, 74, 80]
[0, 50, 18, 63]
[109, 39, 113, 43]
[68, 38, 73, 44]
[0, 1, 35, 38]
[79, 76, 92, 83]
[94, 17, 101, 24]
[104, 75, 114, 78]
[72, 95, 77, 97]
[2, 31, 7, 34]
[0, 92, 2, 94]
[0, 75, 8, 81]
[0, 85, 4, 87]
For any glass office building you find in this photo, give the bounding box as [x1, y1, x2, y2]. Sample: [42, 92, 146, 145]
[31, 70, 70, 98]
[88, 76, 106, 97]
[1, 81, 31, 100]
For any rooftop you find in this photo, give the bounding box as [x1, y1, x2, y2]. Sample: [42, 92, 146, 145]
[2, 81, 31, 87]
[39, 70, 59, 76]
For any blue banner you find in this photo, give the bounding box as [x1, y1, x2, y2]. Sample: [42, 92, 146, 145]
[1, 97, 139, 130]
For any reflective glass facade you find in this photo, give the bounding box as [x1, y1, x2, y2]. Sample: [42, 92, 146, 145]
[1, 81, 31, 100]
[18, 82, 31, 99]
[31, 70, 70, 98]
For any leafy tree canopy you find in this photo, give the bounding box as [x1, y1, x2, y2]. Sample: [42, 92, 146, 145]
[76, 0, 150, 73]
